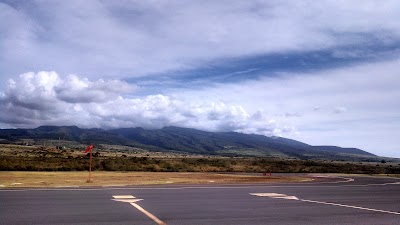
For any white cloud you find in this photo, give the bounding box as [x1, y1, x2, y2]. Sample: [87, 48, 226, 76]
[333, 106, 347, 114]
[55, 74, 136, 103]
[173, 59, 400, 157]
[1, 1, 400, 158]
[0, 71, 284, 136]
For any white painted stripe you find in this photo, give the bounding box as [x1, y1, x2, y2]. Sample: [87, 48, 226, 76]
[112, 195, 167, 224]
[276, 196, 299, 200]
[345, 182, 400, 187]
[251, 192, 400, 215]
[250, 193, 299, 200]
[112, 198, 143, 203]
[130, 203, 167, 225]
[112, 195, 136, 199]
[250, 193, 287, 197]
[300, 199, 400, 215]
[1, 176, 399, 192]
[315, 177, 355, 184]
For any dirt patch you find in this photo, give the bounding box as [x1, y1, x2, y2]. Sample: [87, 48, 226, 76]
[0, 171, 310, 188]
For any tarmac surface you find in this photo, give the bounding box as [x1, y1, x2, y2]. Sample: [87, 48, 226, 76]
[1, 174, 399, 225]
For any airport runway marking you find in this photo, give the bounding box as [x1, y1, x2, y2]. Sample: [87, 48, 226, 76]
[1, 176, 399, 192]
[311, 176, 355, 184]
[250, 192, 400, 215]
[299, 199, 400, 215]
[2, 181, 399, 192]
[113, 195, 137, 199]
[112, 195, 167, 225]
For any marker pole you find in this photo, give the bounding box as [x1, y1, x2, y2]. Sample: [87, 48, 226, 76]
[88, 149, 92, 182]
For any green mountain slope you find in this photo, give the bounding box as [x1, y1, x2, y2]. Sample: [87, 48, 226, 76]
[0, 126, 376, 159]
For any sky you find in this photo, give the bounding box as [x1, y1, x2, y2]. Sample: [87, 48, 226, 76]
[0, 0, 399, 157]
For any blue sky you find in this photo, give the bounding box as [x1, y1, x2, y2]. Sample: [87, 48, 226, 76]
[1, 0, 400, 157]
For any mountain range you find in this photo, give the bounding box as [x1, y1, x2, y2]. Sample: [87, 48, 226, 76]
[0, 126, 377, 160]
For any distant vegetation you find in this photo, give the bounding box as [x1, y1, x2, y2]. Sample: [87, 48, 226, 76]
[1, 126, 399, 174]
[0, 126, 382, 160]
[0, 143, 399, 174]
[1, 155, 400, 174]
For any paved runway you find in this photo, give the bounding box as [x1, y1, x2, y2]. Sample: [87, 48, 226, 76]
[1, 174, 399, 225]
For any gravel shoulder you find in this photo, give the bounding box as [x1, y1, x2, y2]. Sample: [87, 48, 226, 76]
[0, 171, 311, 188]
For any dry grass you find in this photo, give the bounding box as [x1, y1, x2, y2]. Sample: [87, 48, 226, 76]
[0, 171, 310, 188]
[374, 174, 400, 178]
[0, 143, 216, 159]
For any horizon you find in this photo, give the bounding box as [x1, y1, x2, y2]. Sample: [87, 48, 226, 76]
[1, 1, 399, 157]
[0, 125, 380, 156]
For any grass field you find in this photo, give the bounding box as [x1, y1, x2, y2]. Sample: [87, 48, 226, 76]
[0, 171, 310, 188]
[1, 143, 399, 180]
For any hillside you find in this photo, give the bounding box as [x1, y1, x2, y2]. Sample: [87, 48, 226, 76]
[0, 126, 376, 160]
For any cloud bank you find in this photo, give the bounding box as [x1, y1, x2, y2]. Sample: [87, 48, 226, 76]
[2, 57, 399, 157]
[0, 71, 285, 136]
[174, 59, 400, 157]
[1, 1, 400, 157]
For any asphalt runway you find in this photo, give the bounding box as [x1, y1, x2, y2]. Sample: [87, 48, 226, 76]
[1, 174, 399, 225]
